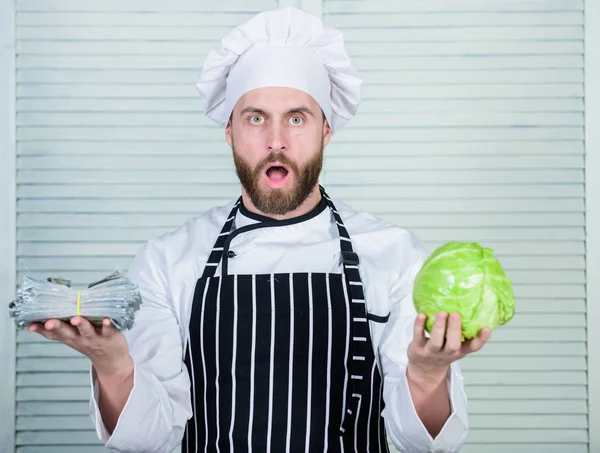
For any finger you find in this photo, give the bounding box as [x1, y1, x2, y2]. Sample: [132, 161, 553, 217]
[444, 312, 462, 354]
[45, 319, 78, 341]
[28, 322, 42, 333]
[71, 316, 97, 339]
[427, 312, 448, 352]
[44, 319, 61, 331]
[461, 327, 492, 355]
[29, 324, 59, 341]
[101, 318, 118, 337]
[412, 313, 428, 348]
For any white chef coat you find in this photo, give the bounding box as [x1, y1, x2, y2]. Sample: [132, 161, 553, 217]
[88, 194, 469, 453]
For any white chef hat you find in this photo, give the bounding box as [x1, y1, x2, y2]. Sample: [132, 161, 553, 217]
[195, 6, 363, 135]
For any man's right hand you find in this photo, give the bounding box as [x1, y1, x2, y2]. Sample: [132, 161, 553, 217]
[30, 317, 135, 434]
[28, 317, 132, 377]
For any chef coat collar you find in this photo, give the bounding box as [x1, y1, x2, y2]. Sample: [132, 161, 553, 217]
[236, 190, 329, 227]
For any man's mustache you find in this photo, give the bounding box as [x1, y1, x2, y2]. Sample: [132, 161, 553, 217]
[256, 153, 298, 173]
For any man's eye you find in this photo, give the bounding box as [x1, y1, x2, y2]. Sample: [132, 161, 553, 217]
[289, 116, 303, 125]
[250, 116, 264, 124]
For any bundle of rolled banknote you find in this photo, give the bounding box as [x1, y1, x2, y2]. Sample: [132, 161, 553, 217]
[8, 270, 142, 331]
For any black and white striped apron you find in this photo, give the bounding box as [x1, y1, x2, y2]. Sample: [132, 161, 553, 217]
[182, 187, 390, 453]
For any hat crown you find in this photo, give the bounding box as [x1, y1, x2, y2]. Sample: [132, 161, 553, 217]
[196, 6, 363, 135]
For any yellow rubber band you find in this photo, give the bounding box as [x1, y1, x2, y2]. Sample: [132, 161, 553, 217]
[76, 290, 81, 317]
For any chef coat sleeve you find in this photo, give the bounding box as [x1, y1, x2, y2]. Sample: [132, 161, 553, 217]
[378, 234, 469, 453]
[88, 238, 193, 453]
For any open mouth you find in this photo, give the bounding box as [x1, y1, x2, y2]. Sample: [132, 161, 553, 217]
[264, 163, 290, 188]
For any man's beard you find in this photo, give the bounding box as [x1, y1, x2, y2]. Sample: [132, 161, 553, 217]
[233, 139, 324, 216]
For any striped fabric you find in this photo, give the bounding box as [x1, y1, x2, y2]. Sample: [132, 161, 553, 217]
[182, 188, 388, 452]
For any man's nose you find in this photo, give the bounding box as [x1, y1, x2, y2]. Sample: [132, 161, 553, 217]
[267, 124, 287, 152]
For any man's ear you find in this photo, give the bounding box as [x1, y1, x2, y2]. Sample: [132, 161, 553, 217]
[225, 117, 233, 148]
[322, 116, 332, 148]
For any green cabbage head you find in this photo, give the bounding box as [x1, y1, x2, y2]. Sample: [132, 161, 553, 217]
[412, 241, 515, 341]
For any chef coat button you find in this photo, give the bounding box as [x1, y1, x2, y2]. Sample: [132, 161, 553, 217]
[227, 250, 236, 258]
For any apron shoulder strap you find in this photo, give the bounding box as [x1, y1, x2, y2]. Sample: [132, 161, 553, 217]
[201, 198, 241, 279]
[320, 186, 360, 267]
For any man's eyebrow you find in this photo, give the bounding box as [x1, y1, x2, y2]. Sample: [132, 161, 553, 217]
[286, 107, 315, 118]
[239, 107, 267, 117]
[238, 106, 315, 118]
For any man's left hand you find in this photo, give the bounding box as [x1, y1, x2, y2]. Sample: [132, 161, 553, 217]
[407, 311, 491, 382]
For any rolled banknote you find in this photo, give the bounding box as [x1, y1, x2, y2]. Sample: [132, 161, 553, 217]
[8, 270, 142, 331]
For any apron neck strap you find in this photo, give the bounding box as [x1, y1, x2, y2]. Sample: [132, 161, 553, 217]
[320, 186, 360, 268]
[201, 186, 359, 278]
